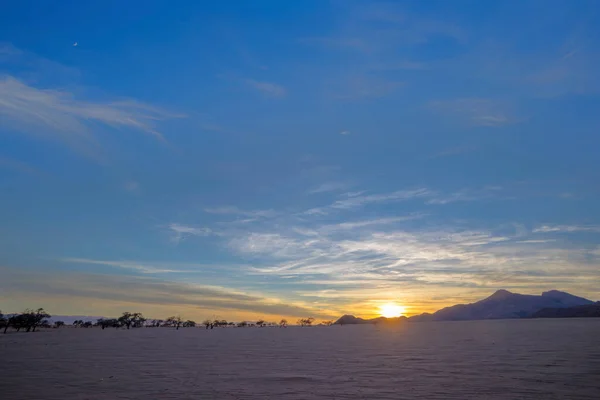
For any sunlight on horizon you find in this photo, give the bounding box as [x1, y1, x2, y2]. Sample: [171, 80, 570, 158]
[379, 303, 406, 318]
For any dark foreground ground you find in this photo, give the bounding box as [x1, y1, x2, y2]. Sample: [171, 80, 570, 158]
[2, 318, 599, 399]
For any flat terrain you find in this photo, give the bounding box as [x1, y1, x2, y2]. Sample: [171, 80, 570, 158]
[2, 319, 600, 399]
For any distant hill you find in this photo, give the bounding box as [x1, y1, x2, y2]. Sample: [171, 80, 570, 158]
[335, 314, 407, 325]
[335, 315, 371, 325]
[410, 290, 594, 321]
[539, 290, 595, 307]
[335, 290, 596, 324]
[48, 315, 106, 324]
[531, 302, 600, 318]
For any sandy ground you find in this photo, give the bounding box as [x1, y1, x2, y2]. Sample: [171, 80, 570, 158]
[2, 318, 599, 399]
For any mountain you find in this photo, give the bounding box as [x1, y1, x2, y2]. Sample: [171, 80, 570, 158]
[406, 313, 433, 322]
[409, 289, 594, 321]
[335, 315, 372, 325]
[531, 302, 600, 318]
[334, 290, 596, 324]
[539, 290, 594, 307]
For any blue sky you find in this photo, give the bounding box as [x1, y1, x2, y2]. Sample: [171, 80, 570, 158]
[1, 0, 599, 320]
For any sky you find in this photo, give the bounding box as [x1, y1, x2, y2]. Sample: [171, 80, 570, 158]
[1, 0, 600, 322]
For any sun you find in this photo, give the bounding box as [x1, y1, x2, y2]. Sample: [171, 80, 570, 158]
[379, 303, 406, 318]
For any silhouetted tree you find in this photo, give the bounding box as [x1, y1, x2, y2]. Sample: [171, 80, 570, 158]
[297, 317, 314, 327]
[4, 316, 13, 333]
[109, 319, 120, 329]
[212, 319, 228, 328]
[132, 313, 146, 328]
[166, 316, 183, 330]
[237, 321, 247, 328]
[0, 311, 9, 334]
[321, 320, 334, 326]
[118, 312, 133, 329]
[202, 319, 213, 329]
[183, 320, 196, 328]
[82, 321, 93, 328]
[256, 319, 266, 327]
[2, 309, 45, 332]
[96, 318, 119, 329]
[7, 314, 27, 332]
[73, 320, 83, 327]
[54, 321, 65, 328]
[117, 312, 144, 329]
[279, 319, 288, 328]
[228, 322, 236, 327]
[21, 308, 51, 332]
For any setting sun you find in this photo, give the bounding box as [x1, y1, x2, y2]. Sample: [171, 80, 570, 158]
[379, 303, 406, 318]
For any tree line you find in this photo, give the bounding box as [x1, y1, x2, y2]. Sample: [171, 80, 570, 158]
[2, 309, 333, 333]
[0, 308, 51, 333]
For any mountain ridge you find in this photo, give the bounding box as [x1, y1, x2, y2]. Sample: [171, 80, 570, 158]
[532, 302, 600, 318]
[335, 289, 596, 324]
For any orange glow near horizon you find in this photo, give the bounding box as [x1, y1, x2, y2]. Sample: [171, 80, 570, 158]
[379, 303, 406, 318]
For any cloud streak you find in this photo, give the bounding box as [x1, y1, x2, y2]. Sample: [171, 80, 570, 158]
[168, 223, 212, 243]
[0, 76, 183, 155]
[308, 181, 350, 194]
[533, 225, 600, 233]
[233, 224, 600, 299]
[429, 145, 478, 159]
[204, 206, 278, 219]
[1, 267, 336, 319]
[244, 79, 286, 97]
[426, 186, 504, 205]
[0, 156, 44, 176]
[429, 98, 516, 127]
[62, 257, 203, 274]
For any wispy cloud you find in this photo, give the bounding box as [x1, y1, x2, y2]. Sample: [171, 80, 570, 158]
[0, 76, 183, 155]
[299, 37, 371, 52]
[308, 181, 350, 194]
[204, 206, 278, 219]
[62, 257, 201, 274]
[303, 188, 430, 215]
[233, 223, 597, 289]
[233, 224, 600, 303]
[525, 42, 600, 97]
[244, 79, 286, 98]
[168, 223, 212, 243]
[0, 42, 80, 84]
[533, 225, 600, 233]
[330, 188, 432, 210]
[0, 156, 44, 176]
[2, 267, 336, 318]
[368, 61, 428, 71]
[428, 98, 517, 127]
[426, 186, 504, 205]
[320, 214, 426, 232]
[333, 76, 404, 100]
[300, 3, 464, 54]
[186, 179, 600, 312]
[0, 42, 22, 57]
[123, 180, 140, 193]
[429, 145, 478, 159]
